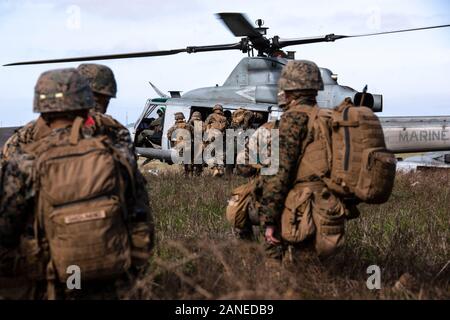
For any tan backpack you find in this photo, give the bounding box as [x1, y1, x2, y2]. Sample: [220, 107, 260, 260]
[298, 98, 396, 204]
[231, 109, 247, 128]
[226, 180, 257, 229]
[24, 117, 132, 284]
[207, 114, 227, 132]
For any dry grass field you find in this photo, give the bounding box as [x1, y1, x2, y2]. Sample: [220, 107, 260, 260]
[129, 163, 449, 300]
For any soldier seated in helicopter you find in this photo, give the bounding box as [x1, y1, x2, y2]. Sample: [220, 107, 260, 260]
[135, 107, 166, 147]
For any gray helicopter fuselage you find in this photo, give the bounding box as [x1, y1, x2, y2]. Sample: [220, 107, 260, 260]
[181, 57, 377, 109]
[132, 56, 449, 161]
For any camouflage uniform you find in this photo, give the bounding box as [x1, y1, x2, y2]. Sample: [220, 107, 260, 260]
[0, 68, 153, 299]
[152, 107, 166, 130]
[205, 105, 228, 177]
[259, 60, 347, 261]
[231, 107, 255, 130]
[2, 72, 149, 235]
[167, 112, 194, 175]
[77, 63, 117, 114]
[236, 120, 279, 177]
[136, 109, 165, 148]
[229, 108, 260, 174]
[233, 120, 279, 240]
[188, 111, 204, 175]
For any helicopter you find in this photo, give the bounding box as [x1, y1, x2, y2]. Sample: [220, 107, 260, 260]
[4, 13, 450, 163]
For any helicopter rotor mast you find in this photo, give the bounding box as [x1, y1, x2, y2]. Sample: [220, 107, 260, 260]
[3, 12, 450, 66]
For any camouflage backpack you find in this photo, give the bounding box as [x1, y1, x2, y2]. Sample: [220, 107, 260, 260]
[295, 98, 397, 204]
[206, 113, 227, 132]
[231, 109, 247, 128]
[23, 117, 132, 284]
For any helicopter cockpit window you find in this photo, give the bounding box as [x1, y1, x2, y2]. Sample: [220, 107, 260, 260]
[135, 104, 166, 148]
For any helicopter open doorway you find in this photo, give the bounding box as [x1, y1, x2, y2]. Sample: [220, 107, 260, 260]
[189, 105, 269, 128]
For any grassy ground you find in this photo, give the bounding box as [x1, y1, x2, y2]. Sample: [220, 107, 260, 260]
[129, 164, 449, 300]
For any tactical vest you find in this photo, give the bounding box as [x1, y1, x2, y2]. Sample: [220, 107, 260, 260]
[296, 98, 396, 204]
[22, 117, 132, 288]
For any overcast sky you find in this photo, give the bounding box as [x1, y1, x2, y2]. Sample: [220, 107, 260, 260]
[0, 0, 449, 127]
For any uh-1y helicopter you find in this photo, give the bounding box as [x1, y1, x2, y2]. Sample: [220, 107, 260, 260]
[5, 13, 450, 163]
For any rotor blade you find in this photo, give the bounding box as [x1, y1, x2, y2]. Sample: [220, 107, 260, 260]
[4, 42, 242, 66]
[277, 24, 450, 48]
[344, 24, 450, 38]
[216, 12, 262, 38]
[4, 49, 187, 66]
[186, 42, 244, 53]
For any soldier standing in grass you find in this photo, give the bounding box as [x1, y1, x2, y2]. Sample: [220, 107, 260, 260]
[205, 104, 228, 177]
[188, 111, 205, 176]
[167, 112, 194, 176]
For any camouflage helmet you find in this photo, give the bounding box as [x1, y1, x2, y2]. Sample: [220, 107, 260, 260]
[213, 104, 223, 112]
[174, 112, 185, 120]
[191, 111, 202, 120]
[278, 60, 324, 91]
[77, 63, 117, 98]
[33, 68, 94, 113]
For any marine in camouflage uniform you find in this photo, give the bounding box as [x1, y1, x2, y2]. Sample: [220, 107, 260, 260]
[136, 107, 166, 147]
[205, 104, 228, 177]
[259, 60, 349, 263]
[0, 68, 153, 300]
[1, 64, 150, 241]
[167, 112, 194, 176]
[188, 111, 204, 176]
[77, 63, 117, 114]
[233, 120, 279, 240]
[236, 120, 279, 178]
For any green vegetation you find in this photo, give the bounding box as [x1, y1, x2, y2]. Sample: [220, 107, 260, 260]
[128, 168, 449, 299]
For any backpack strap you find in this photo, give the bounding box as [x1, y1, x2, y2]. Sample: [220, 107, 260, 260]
[109, 146, 137, 201]
[291, 106, 320, 183]
[300, 106, 320, 155]
[69, 117, 84, 145]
